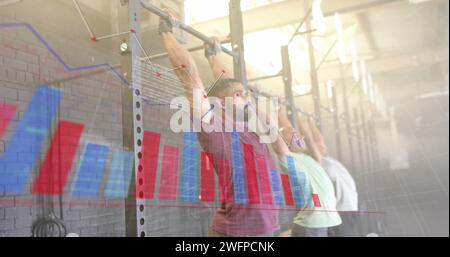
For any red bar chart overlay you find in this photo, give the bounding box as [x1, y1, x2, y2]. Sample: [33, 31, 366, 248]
[32, 120, 84, 195]
[312, 194, 321, 207]
[255, 154, 274, 205]
[137, 131, 161, 199]
[243, 144, 260, 204]
[0, 103, 16, 140]
[158, 145, 180, 200]
[200, 152, 215, 202]
[280, 173, 294, 206]
[217, 158, 233, 204]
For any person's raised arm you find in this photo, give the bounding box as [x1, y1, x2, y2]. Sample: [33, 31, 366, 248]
[307, 117, 328, 156]
[278, 107, 304, 153]
[277, 107, 323, 162]
[159, 15, 211, 122]
[255, 101, 291, 156]
[204, 38, 233, 79]
[295, 112, 323, 162]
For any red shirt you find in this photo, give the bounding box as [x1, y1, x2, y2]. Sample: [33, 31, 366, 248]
[199, 126, 280, 236]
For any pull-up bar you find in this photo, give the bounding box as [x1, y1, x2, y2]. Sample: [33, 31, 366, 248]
[287, 6, 312, 46]
[247, 85, 316, 120]
[144, 39, 232, 62]
[140, 1, 237, 58]
[139, 1, 319, 122]
[248, 72, 282, 83]
[247, 45, 318, 122]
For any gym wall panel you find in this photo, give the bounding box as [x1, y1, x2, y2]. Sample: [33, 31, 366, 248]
[0, 0, 127, 237]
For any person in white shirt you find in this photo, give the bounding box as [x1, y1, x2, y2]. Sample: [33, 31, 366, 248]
[308, 118, 360, 237]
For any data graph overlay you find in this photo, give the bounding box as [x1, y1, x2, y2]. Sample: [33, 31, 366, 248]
[158, 146, 180, 201]
[72, 144, 109, 196]
[32, 120, 84, 195]
[0, 20, 322, 211]
[0, 86, 63, 194]
[0, 82, 324, 212]
[0, 103, 17, 140]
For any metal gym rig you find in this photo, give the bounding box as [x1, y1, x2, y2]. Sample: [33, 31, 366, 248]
[46, 0, 382, 237]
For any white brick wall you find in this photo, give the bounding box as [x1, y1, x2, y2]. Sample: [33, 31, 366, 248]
[0, 0, 215, 237]
[0, 7, 127, 237]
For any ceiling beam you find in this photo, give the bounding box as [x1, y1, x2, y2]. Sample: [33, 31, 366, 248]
[357, 13, 380, 55]
[191, 0, 405, 37]
[302, 47, 449, 82]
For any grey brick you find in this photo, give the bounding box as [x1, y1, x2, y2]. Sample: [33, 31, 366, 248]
[0, 66, 6, 78]
[97, 224, 115, 234]
[62, 210, 80, 221]
[5, 228, 32, 237]
[18, 90, 34, 102]
[25, 72, 35, 84]
[6, 67, 16, 81]
[105, 231, 122, 237]
[27, 63, 40, 75]
[104, 214, 122, 225]
[26, 44, 49, 57]
[78, 102, 97, 112]
[3, 57, 27, 71]
[16, 71, 26, 82]
[42, 58, 59, 69]
[0, 80, 29, 92]
[68, 219, 90, 230]
[30, 206, 44, 217]
[0, 45, 15, 58]
[14, 216, 32, 229]
[80, 209, 98, 219]
[69, 110, 89, 120]
[16, 51, 38, 64]
[89, 217, 114, 227]
[5, 206, 31, 219]
[0, 86, 17, 100]
[80, 226, 97, 236]
[38, 70, 49, 81]
[0, 219, 15, 232]
[69, 203, 90, 211]
[77, 85, 94, 96]
[16, 30, 39, 45]
[113, 224, 126, 233]
[50, 68, 69, 81]
[3, 37, 28, 51]
[103, 114, 119, 123]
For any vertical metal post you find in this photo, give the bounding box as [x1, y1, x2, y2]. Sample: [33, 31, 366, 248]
[368, 119, 376, 168]
[361, 111, 373, 172]
[281, 45, 297, 127]
[304, 0, 322, 129]
[358, 83, 372, 172]
[229, 0, 248, 87]
[341, 66, 355, 171]
[119, 0, 144, 237]
[369, 119, 380, 168]
[117, 0, 135, 237]
[353, 108, 365, 173]
[331, 86, 342, 161]
[129, 0, 146, 237]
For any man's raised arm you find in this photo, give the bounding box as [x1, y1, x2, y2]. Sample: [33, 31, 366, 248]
[295, 112, 323, 162]
[204, 38, 233, 79]
[159, 15, 211, 119]
[277, 108, 323, 162]
[307, 116, 328, 156]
